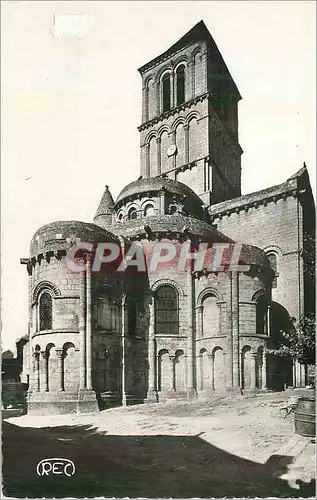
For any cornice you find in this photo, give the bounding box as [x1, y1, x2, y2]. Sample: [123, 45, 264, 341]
[138, 92, 210, 131]
[210, 187, 299, 220]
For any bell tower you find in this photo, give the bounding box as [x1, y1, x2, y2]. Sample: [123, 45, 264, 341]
[137, 21, 243, 206]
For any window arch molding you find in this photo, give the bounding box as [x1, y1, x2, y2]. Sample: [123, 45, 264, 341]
[33, 281, 61, 303]
[171, 117, 186, 133]
[144, 130, 158, 146]
[197, 287, 220, 306]
[251, 289, 270, 303]
[151, 278, 184, 297]
[155, 65, 173, 84]
[190, 46, 202, 63]
[185, 111, 201, 126]
[157, 125, 170, 138]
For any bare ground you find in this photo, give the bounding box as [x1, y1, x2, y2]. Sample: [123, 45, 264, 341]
[2, 388, 316, 498]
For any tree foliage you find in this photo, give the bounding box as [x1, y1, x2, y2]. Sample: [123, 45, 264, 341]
[267, 313, 315, 365]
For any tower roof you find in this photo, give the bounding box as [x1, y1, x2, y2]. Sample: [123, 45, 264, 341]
[138, 20, 241, 98]
[94, 185, 115, 221]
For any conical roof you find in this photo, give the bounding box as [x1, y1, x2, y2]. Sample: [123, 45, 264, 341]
[94, 185, 115, 221]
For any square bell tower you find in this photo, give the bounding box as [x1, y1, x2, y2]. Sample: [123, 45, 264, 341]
[137, 20, 243, 206]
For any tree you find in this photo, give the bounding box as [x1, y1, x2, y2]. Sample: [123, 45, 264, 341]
[267, 313, 315, 366]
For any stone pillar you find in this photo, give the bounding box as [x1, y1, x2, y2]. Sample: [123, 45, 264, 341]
[142, 86, 147, 123]
[121, 295, 127, 406]
[40, 351, 49, 392]
[147, 295, 157, 401]
[159, 189, 166, 215]
[170, 130, 176, 170]
[145, 143, 150, 178]
[184, 123, 189, 164]
[156, 137, 161, 175]
[262, 348, 267, 390]
[267, 304, 271, 337]
[79, 263, 86, 391]
[232, 271, 240, 389]
[55, 348, 64, 392]
[86, 254, 92, 390]
[195, 305, 203, 338]
[226, 272, 233, 388]
[251, 353, 257, 390]
[186, 266, 196, 398]
[169, 355, 175, 391]
[208, 353, 215, 390]
[33, 351, 40, 392]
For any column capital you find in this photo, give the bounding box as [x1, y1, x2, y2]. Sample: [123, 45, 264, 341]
[55, 348, 64, 359]
[169, 355, 176, 362]
[183, 123, 189, 131]
[207, 353, 214, 361]
[40, 351, 49, 359]
[195, 304, 203, 311]
[33, 351, 40, 359]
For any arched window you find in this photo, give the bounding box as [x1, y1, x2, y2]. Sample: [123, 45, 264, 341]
[155, 285, 178, 335]
[176, 65, 185, 105]
[143, 204, 155, 217]
[128, 207, 137, 220]
[39, 291, 52, 331]
[267, 252, 278, 288]
[162, 73, 171, 112]
[256, 295, 268, 335]
[168, 204, 177, 215]
[118, 212, 123, 221]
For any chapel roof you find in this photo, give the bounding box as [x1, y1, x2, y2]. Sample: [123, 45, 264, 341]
[30, 220, 120, 258]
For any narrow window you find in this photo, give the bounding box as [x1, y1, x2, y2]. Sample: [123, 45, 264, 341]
[39, 291, 52, 331]
[162, 73, 171, 112]
[128, 207, 137, 220]
[267, 253, 278, 288]
[176, 65, 185, 105]
[256, 295, 268, 335]
[155, 285, 178, 335]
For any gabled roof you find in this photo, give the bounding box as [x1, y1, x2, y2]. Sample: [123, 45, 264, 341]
[138, 20, 241, 98]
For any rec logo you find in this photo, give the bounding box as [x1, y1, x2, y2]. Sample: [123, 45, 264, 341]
[36, 458, 75, 477]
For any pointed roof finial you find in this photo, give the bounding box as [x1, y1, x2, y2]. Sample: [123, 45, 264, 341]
[94, 185, 115, 223]
[303, 162, 307, 169]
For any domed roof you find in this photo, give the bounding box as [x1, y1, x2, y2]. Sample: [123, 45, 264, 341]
[30, 220, 120, 258]
[115, 177, 203, 205]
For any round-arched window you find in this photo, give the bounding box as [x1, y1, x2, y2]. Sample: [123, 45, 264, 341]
[128, 208, 137, 220]
[39, 291, 53, 331]
[155, 285, 179, 335]
[144, 204, 155, 217]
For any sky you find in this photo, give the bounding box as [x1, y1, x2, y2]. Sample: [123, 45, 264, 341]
[1, 1, 316, 352]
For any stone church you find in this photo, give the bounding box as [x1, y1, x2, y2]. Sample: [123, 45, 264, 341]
[20, 21, 315, 415]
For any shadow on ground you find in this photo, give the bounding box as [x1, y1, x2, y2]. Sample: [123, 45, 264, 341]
[2, 421, 315, 498]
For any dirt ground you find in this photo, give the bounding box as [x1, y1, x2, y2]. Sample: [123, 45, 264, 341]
[3, 388, 316, 498]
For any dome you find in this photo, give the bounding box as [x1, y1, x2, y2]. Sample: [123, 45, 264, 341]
[115, 177, 203, 205]
[30, 220, 120, 258]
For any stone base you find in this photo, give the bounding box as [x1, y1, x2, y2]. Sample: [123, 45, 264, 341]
[145, 390, 158, 403]
[27, 390, 99, 416]
[187, 388, 197, 399]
